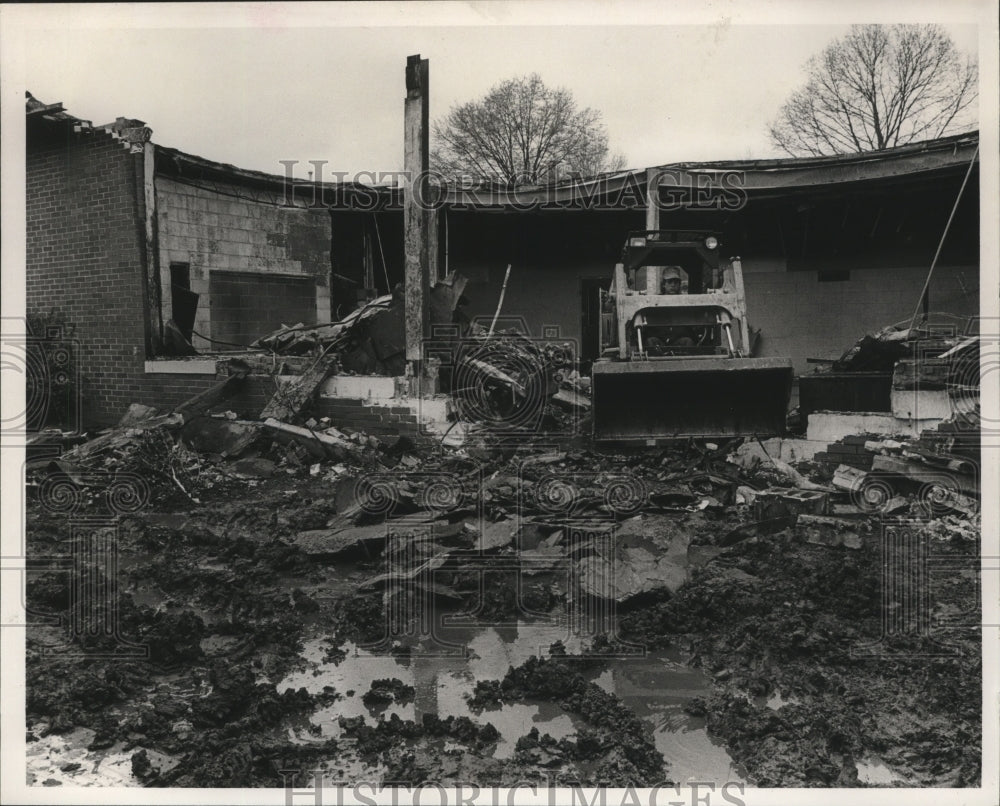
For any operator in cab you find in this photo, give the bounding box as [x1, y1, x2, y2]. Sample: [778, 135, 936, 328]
[647, 265, 695, 355]
[659, 266, 685, 295]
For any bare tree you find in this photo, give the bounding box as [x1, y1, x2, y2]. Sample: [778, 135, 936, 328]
[432, 74, 626, 185]
[769, 24, 978, 157]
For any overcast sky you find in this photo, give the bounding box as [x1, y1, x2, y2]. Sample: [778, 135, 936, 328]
[3, 3, 988, 178]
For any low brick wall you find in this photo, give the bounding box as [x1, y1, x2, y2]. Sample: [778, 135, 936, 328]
[313, 397, 423, 439]
[813, 434, 875, 470]
[124, 371, 274, 423]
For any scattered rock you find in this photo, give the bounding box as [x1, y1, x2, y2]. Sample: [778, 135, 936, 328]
[231, 457, 277, 478]
[796, 514, 865, 549]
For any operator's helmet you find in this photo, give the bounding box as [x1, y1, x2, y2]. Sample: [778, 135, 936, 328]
[662, 266, 683, 282]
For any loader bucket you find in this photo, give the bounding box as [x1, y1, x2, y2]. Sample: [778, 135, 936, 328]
[591, 356, 794, 443]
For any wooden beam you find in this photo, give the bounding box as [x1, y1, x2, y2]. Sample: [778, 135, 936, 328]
[258, 350, 338, 421]
[261, 417, 363, 461]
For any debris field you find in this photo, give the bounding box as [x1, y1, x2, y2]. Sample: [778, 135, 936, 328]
[24, 319, 982, 789]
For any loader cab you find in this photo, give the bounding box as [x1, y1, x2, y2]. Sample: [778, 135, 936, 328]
[601, 230, 752, 361]
[621, 231, 725, 295]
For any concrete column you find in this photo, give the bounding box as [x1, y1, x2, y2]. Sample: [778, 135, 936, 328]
[645, 167, 659, 231]
[142, 142, 161, 354]
[404, 54, 432, 364]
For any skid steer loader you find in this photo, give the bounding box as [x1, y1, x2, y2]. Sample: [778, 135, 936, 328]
[592, 231, 793, 443]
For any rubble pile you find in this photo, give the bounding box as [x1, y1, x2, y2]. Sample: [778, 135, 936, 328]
[22, 323, 981, 789]
[253, 295, 396, 357]
[822, 410, 981, 517]
[446, 329, 583, 429]
[827, 323, 915, 372]
[25, 416, 982, 787]
[32, 271, 594, 509]
[251, 273, 467, 374]
[826, 321, 976, 374]
[797, 321, 980, 428]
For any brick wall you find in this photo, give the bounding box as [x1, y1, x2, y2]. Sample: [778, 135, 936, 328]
[25, 123, 334, 429]
[156, 176, 331, 350]
[26, 124, 149, 427]
[313, 398, 422, 439]
[127, 372, 274, 421]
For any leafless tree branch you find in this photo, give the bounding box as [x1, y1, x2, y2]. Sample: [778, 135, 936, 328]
[432, 74, 626, 185]
[769, 24, 978, 156]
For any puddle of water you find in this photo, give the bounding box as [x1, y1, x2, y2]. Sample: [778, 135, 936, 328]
[281, 620, 744, 783]
[279, 625, 585, 756]
[856, 758, 905, 786]
[447, 618, 589, 667]
[29, 618, 744, 786]
[280, 639, 414, 738]
[755, 690, 800, 711]
[25, 726, 178, 787]
[600, 650, 745, 785]
[434, 667, 579, 759]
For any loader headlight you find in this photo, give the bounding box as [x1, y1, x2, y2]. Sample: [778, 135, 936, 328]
[705, 236, 719, 250]
[629, 237, 647, 248]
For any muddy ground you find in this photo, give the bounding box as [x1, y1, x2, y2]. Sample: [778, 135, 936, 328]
[24, 442, 981, 789]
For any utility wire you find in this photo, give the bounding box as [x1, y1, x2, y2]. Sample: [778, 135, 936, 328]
[189, 329, 265, 350]
[907, 146, 979, 333]
[372, 213, 392, 293]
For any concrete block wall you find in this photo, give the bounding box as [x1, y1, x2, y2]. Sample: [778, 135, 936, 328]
[26, 125, 149, 427]
[156, 176, 332, 350]
[25, 127, 292, 428]
[454, 253, 978, 377]
[743, 262, 978, 374]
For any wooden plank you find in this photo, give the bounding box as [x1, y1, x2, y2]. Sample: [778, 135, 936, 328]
[258, 351, 337, 421]
[261, 417, 362, 460]
[62, 413, 184, 463]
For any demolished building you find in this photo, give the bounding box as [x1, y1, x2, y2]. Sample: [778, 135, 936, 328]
[19, 61, 988, 791]
[26, 91, 980, 435]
